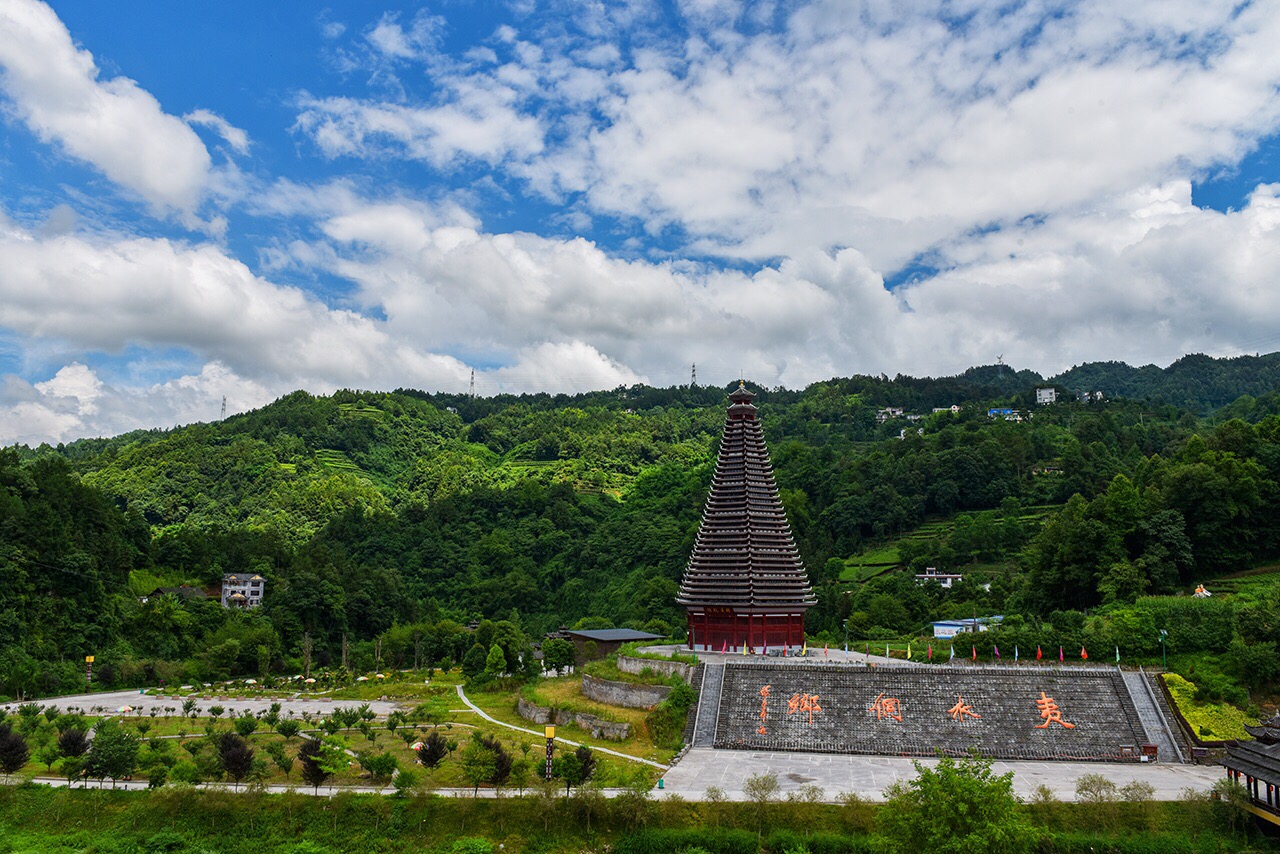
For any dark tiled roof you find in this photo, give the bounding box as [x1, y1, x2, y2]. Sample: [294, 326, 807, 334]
[1222, 738, 1280, 784]
[677, 384, 815, 611]
[565, 629, 664, 642]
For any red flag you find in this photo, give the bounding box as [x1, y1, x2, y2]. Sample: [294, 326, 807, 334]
[1036, 645, 1042, 661]
[722, 639, 728, 653]
[971, 645, 977, 661]
[927, 644, 933, 660]
[1059, 646, 1064, 662]
[1080, 646, 1088, 660]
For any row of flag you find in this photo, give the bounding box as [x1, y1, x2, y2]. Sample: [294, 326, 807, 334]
[719, 639, 1123, 662]
[873, 643, 1120, 662]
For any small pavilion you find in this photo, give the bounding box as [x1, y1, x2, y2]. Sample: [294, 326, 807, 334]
[1222, 713, 1280, 830]
[676, 384, 814, 651]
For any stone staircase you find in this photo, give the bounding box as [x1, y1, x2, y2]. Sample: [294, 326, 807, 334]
[680, 664, 704, 747]
[1144, 668, 1196, 761]
[690, 663, 725, 747]
[713, 662, 1150, 761]
[1120, 667, 1185, 763]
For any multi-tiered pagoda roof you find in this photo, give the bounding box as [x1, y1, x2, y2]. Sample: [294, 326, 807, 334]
[678, 384, 814, 650]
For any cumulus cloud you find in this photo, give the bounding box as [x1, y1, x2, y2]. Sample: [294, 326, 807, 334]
[0, 0, 214, 215]
[185, 109, 251, 155]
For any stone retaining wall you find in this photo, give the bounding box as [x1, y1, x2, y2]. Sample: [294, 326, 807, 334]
[581, 673, 671, 709]
[516, 697, 631, 741]
[714, 662, 1148, 762]
[616, 654, 694, 683]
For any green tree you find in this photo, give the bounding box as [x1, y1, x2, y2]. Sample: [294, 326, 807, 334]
[85, 720, 140, 788]
[460, 738, 497, 796]
[483, 644, 507, 679]
[876, 754, 1036, 854]
[461, 644, 487, 679]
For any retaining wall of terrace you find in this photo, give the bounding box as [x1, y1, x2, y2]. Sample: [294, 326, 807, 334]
[581, 674, 671, 709]
[714, 663, 1148, 762]
[515, 697, 631, 741]
[616, 654, 695, 683]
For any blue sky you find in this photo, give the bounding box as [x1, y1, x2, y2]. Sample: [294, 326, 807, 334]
[3, 0, 1280, 445]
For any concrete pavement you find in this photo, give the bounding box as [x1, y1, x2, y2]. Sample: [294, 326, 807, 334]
[0, 689, 403, 719]
[659, 747, 1225, 802]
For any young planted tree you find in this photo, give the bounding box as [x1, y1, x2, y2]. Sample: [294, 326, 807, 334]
[0, 723, 30, 781]
[218, 732, 255, 790]
[233, 711, 260, 738]
[417, 730, 448, 769]
[263, 740, 295, 779]
[297, 739, 330, 794]
[85, 720, 140, 789]
[460, 738, 497, 796]
[56, 727, 90, 760]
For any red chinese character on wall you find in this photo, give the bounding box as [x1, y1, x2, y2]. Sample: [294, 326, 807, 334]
[868, 692, 903, 722]
[947, 696, 981, 722]
[1033, 692, 1075, 729]
[787, 692, 822, 724]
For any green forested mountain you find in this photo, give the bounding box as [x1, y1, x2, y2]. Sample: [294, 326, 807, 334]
[2, 353, 1279, 698]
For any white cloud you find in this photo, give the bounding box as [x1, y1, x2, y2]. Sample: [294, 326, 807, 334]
[184, 109, 251, 155]
[296, 79, 544, 167]
[0, 0, 215, 215]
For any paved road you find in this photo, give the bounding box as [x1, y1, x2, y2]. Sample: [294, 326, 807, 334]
[660, 747, 1224, 802]
[1, 689, 404, 719]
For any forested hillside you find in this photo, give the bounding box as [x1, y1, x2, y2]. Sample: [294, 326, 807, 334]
[2, 354, 1279, 698]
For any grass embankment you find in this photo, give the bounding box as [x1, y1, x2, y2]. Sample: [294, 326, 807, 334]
[11, 669, 671, 791]
[1161, 673, 1257, 742]
[0, 783, 1271, 854]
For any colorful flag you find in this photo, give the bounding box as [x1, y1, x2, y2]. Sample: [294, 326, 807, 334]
[907, 643, 913, 660]
[886, 643, 891, 660]
[1081, 646, 1088, 660]
[1059, 646, 1064, 662]
[824, 643, 829, 657]
[1036, 645, 1042, 661]
[801, 641, 808, 656]
[994, 645, 1001, 660]
[1115, 645, 1120, 663]
[1015, 645, 1019, 662]
[721, 639, 728, 653]
[949, 645, 955, 660]
[927, 644, 933, 661]
[783, 644, 788, 657]
[762, 642, 768, 656]
[743, 642, 749, 655]
[971, 645, 977, 661]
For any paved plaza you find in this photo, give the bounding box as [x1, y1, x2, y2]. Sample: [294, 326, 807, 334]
[1, 689, 404, 719]
[661, 747, 1224, 802]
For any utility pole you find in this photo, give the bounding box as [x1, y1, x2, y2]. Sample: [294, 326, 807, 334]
[690, 363, 696, 388]
[220, 395, 227, 420]
[469, 369, 475, 398]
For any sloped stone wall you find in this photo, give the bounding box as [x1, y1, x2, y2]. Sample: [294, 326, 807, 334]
[516, 697, 631, 741]
[617, 654, 694, 683]
[581, 673, 671, 709]
[713, 663, 1147, 762]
